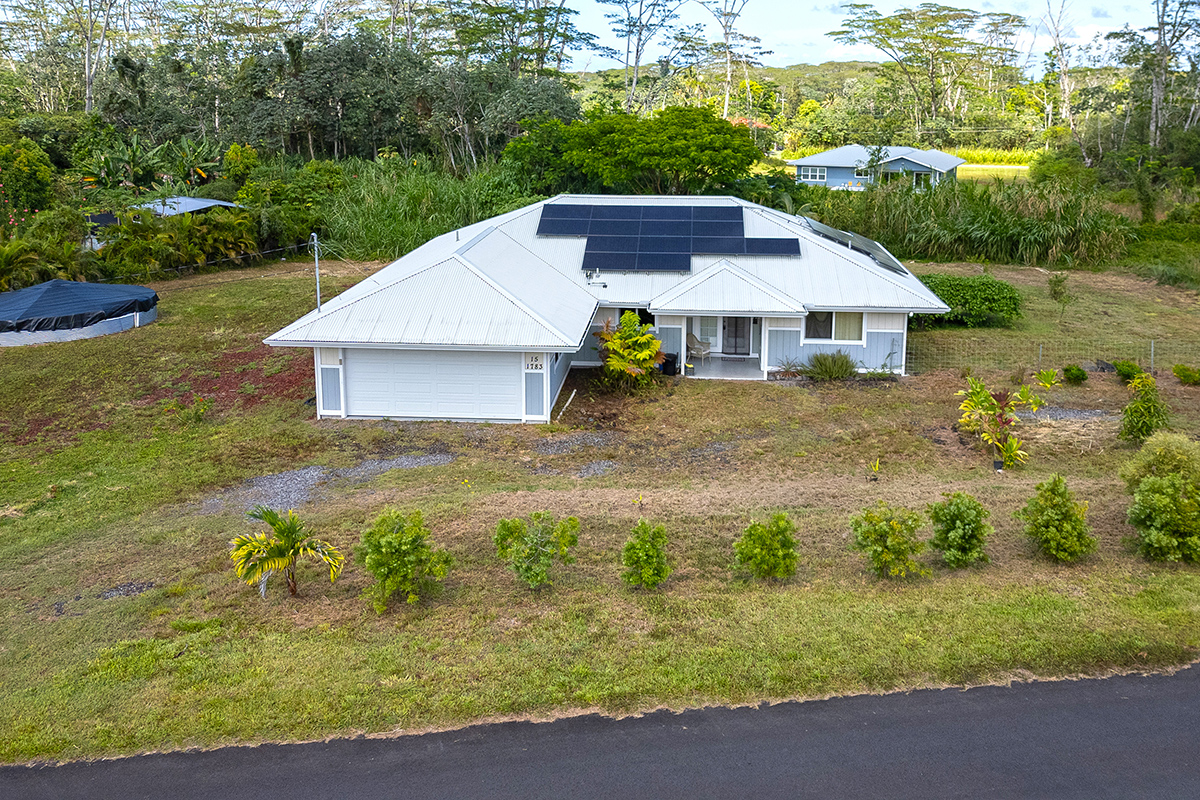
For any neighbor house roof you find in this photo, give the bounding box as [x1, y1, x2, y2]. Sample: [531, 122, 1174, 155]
[266, 195, 948, 352]
[133, 197, 242, 216]
[787, 145, 965, 173]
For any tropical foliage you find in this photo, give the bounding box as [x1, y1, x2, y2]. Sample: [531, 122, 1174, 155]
[229, 506, 345, 598]
[356, 509, 454, 612]
[494, 512, 580, 589]
[593, 311, 667, 393]
[1016, 475, 1095, 563]
[733, 512, 799, 581]
[927, 492, 992, 568]
[956, 377, 1042, 468]
[621, 519, 672, 589]
[849, 501, 928, 579]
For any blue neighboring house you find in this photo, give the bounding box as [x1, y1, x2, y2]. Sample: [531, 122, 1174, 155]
[787, 145, 965, 191]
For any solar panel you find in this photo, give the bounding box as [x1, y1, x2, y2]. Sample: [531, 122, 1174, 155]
[695, 220, 744, 238]
[636, 252, 691, 271]
[692, 237, 746, 254]
[642, 206, 693, 220]
[693, 206, 743, 221]
[640, 219, 691, 237]
[582, 251, 639, 271]
[800, 216, 908, 274]
[536, 217, 590, 236]
[534, 203, 807, 272]
[541, 204, 593, 219]
[586, 235, 640, 253]
[591, 205, 644, 220]
[638, 236, 692, 253]
[589, 219, 641, 236]
[746, 238, 801, 255]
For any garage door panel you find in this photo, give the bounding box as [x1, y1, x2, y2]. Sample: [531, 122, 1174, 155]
[344, 349, 521, 420]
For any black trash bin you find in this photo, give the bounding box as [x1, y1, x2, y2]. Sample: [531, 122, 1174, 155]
[661, 352, 679, 375]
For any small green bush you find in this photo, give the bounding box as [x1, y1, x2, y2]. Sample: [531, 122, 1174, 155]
[849, 501, 929, 578]
[356, 509, 453, 613]
[1112, 359, 1143, 384]
[1015, 474, 1095, 562]
[927, 491, 992, 568]
[494, 512, 579, 589]
[917, 273, 1023, 328]
[1127, 474, 1200, 562]
[1173, 363, 1200, 385]
[1118, 432, 1200, 493]
[222, 142, 260, 184]
[1119, 373, 1170, 443]
[1063, 364, 1088, 385]
[195, 179, 239, 202]
[621, 519, 672, 589]
[799, 350, 857, 381]
[733, 512, 799, 580]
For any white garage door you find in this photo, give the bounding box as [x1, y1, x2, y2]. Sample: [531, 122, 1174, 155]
[343, 349, 523, 420]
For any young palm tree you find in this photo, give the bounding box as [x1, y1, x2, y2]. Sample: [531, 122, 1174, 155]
[230, 506, 345, 598]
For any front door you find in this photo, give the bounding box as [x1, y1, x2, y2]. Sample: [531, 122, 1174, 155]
[722, 317, 750, 355]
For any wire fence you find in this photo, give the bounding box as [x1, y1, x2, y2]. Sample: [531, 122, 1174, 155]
[907, 335, 1200, 375]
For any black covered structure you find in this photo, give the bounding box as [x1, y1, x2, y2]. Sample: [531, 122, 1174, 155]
[0, 280, 158, 345]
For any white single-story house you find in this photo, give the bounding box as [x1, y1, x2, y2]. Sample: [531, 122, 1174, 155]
[265, 195, 949, 423]
[788, 145, 965, 191]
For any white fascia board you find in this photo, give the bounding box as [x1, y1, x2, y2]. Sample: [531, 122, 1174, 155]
[264, 340, 577, 352]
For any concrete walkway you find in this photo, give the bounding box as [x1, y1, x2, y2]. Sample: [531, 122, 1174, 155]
[4, 665, 1199, 799]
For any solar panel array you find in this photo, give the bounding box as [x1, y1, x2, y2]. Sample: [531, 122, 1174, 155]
[798, 216, 908, 275]
[537, 204, 800, 272]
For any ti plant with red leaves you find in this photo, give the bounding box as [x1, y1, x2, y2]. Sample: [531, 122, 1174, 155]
[956, 377, 1042, 469]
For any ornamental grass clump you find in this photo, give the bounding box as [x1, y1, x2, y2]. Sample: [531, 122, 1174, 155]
[733, 512, 799, 581]
[356, 509, 453, 613]
[494, 512, 579, 589]
[1119, 373, 1170, 443]
[927, 491, 992, 568]
[849, 501, 928, 579]
[1015, 474, 1095, 562]
[799, 350, 857, 381]
[621, 519, 672, 589]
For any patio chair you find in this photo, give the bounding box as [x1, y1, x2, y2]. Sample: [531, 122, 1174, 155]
[686, 333, 712, 365]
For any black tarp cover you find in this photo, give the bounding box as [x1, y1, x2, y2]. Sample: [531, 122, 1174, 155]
[0, 280, 158, 333]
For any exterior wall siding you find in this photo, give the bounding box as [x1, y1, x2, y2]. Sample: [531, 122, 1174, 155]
[525, 371, 545, 417]
[551, 349, 573, 400]
[658, 326, 682, 364]
[767, 330, 906, 373]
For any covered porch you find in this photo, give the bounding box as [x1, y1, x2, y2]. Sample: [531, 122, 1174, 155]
[686, 354, 764, 380]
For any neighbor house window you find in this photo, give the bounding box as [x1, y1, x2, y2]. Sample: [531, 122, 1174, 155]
[805, 312, 863, 342]
[799, 166, 827, 182]
[854, 167, 871, 179]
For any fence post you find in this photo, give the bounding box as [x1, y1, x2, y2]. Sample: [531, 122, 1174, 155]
[1038, 344, 1043, 370]
[1151, 340, 1155, 374]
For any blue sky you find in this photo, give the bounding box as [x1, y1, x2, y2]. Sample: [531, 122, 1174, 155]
[568, 1, 1158, 73]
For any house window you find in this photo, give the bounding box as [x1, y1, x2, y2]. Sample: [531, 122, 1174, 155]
[620, 307, 656, 326]
[854, 168, 871, 179]
[805, 311, 863, 342]
[799, 166, 826, 182]
[699, 316, 718, 346]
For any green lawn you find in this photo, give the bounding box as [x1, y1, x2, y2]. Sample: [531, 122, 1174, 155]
[2, 262, 1199, 763]
[957, 164, 1030, 183]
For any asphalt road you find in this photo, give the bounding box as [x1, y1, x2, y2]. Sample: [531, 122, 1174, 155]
[4, 665, 1199, 800]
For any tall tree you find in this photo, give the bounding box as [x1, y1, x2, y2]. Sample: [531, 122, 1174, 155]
[697, 0, 751, 118]
[597, 0, 685, 112]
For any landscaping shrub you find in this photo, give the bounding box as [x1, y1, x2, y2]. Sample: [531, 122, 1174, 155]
[1112, 359, 1143, 384]
[195, 179, 239, 202]
[733, 512, 799, 581]
[1173, 363, 1200, 385]
[916, 273, 1022, 328]
[1015, 474, 1095, 562]
[1118, 432, 1200, 493]
[494, 512, 579, 589]
[799, 350, 857, 381]
[849, 501, 928, 578]
[222, 142, 260, 184]
[1033, 368, 1061, 389]
[927, 491, 992, 568]
[0, 137, 55, 234]
[356, 509, 453, 612]
[1119, 373, 1170, 443]
[1063, 364, 1088, 385]
[1127, 474, 1200, 563]
[621, 519, 671, 589]
[955, 377, 1041, 468]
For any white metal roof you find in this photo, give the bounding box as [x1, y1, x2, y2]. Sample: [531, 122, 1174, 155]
[133, 197, 242, 216]
[266, 195, 948, 352]
[650, 261, 806, 315]
[787, 145, 965, 173]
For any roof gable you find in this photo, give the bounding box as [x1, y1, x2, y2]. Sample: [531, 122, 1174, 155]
[649, 261, 805, 314]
